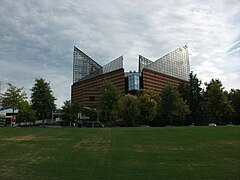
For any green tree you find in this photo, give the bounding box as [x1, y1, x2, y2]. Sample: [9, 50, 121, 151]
[121, 94, 140, 126]
[61, 100, 81, 125]
[98, 81, 121, 126]
[229, 89, 240, 124]
[161, 85, 190, 126]
[17, 100, 37, 124]
[178, 81, 189, 101]
[178, 72, 203, 125]
[0, 83, 27, 125]
[188, 72, 203, 123]
[204, 79, 233, 125]
[137, 90, 157, 125]
[31, 78, 56, 125]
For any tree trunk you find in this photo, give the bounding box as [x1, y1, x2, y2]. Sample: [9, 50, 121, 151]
[110, 116, 112, 127]
[12, 108, 15, 127]
[42, 114, 45, 127]
[170, 115, 173, 126]
[218, 116, 221, 126]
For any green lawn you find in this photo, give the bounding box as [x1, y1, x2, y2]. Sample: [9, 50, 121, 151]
[0, 126, 239, 179]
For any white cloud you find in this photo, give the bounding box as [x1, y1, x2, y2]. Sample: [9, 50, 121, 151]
[0, 0, 239, 107]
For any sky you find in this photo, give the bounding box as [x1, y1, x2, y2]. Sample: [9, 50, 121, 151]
[0, 0, 239, 108]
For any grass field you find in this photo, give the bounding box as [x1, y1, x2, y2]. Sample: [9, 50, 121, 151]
[0, 126, 239, 179]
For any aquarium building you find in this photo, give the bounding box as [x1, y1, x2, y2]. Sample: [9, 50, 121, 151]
[72, 45, 190, 107]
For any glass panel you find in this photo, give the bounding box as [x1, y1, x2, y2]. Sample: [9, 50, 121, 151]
[128, 73, 140, 91]
[139, 55, 153, 73]
[102, 56, 123, 74]
[73, 46, 101, 83]
[140, 45, 190, 81]
[73, 47, 123, 83]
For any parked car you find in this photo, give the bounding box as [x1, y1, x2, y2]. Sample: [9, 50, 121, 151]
[208, 123, 217, 126]
[140, 125, 150, 127]
[76, 120, 104, 127]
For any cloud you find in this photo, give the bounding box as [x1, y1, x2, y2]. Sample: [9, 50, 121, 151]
[0, 0, 240, 107]
[227, 40, 240, 55]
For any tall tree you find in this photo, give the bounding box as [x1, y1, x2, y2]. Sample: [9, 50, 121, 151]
[228, 89, 240, 124]
[137, 90, 157, 125]
[0, 83, 27, 125]
[204, 79, 233, 125]
[178, 72, 203, 124]
[188, 72, 203, 123]
[98, 81, 121, 126]
[17, 100, 37, 124]
[31, 78, 56, 125]
[121, 94, 140, 126]
[61, 100, 82, 125]
[161, 85, 190, 126]
[178, 81, 189, 101]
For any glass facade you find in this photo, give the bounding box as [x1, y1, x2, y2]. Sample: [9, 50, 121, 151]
[102, 56, 123, 74]
[139, 45, 190, 81]
[73, 45, 189, 84]
[125, 72, 140, 91]
[139, 55, 153, 73]
[73, 46, 123, 83]
[128, 75, 140, 91]
[73, 46, 101, 83]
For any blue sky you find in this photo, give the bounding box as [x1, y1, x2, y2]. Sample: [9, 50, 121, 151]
[0, 0, 239, 107]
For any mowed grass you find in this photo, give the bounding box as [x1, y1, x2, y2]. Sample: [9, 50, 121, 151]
[0, 126, 239, 179]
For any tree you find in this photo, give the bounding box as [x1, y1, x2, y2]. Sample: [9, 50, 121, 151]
[98, 81, 121, 126]
[178, 72, 203, 125]
[229, 89, 240, 124]
[0, 83, 27, 125]
[31, 78, 56, 126]
[188, 72, 203, 123]
[121, 94, 140, 126]
[61, 100, 81, 125]
[160, 85, 190, 126]
[137, 90, 157, 125]
[204, 79, 233, 125]
[178, 81, 188, 101]
[17, 100, 37, 124]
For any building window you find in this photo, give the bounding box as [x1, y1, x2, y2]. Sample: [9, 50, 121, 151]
[89, 96, 95, 101]
[128, 74, 140, 91]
